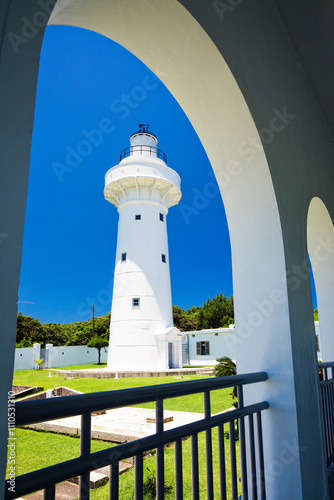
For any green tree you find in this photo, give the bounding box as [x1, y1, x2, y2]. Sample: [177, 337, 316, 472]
[87, 337, 109, 364]
[197, 294, 234, 330]
[214, 356, 237, 407]
[16, 312, 46, 346]
[172, 305, 200, 331]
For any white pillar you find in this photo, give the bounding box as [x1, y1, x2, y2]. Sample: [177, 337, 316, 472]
[33, 343, 41, 369]
[307, 197, 334, 362]
[45, 344, 54, 369]
[105, 127, 182, 370]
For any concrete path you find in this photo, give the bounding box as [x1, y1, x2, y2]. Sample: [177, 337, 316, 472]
[57, 366, 214, 379]
[25, 406, 204, 442]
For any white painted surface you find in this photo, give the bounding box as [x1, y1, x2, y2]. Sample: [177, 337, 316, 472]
[14, 344, 41, 371]
[4, 0, 327, 497]
[184, 324, 321, 365]
[14, 344, 108, 370]
[105, 132, 182, 370]
[307, 197, 334, 362]
[185, 327, 236, 365]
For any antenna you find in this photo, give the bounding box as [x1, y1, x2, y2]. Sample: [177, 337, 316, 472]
[138, 124, 149, 133]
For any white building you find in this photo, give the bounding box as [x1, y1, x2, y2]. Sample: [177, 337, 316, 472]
[183, 321, 321, 366]
[104, 126, 183, 371]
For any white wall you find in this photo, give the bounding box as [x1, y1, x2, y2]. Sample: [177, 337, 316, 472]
[185, 324, 321, 366]
[185, 327, 236, 365]
[14, 344, 41, 371]
[14, 344, 108, 370]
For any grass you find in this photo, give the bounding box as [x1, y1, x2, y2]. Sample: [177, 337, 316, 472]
[11, 370, 233, 413]
[10, 428, 240, 499]
[10, 369, 239, 498]
[58, 363, 108, 370]
[9, 428, 113, 478]
[90, 428, 240, 499]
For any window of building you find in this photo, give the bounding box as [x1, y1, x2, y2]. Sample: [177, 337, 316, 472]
[215, 333, 218, 336]
[121, 252, 127, 262]
[196, 341, 210, 356]
[135, 214, 141, 220]
[159, 213, 164, 222]
[133, 298, 140, 308]
[161, 254, 166, 263]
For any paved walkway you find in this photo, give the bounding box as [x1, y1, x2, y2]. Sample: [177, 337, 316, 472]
[57, 367, 214, 379]
[25, 406, 204, 442]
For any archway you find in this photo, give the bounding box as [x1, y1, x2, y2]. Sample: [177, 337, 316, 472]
[308, 197, 334, 362]
[0, 1, 331, 498]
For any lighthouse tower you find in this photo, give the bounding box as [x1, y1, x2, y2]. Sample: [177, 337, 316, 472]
[104, 125, 183, 371]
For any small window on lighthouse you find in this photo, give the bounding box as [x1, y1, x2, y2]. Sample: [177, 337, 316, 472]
[132, 298, 140, 308]
[135, 214, 141, 220]
[159, 213, 164, 222]
[121, 252, 127, 262]
[161, 254, 166, 263]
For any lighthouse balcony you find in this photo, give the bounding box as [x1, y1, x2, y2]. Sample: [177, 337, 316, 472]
[120, 144, 167, 164]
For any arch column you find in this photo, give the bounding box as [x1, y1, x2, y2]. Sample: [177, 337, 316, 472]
[0, 0, 57, 495]
[0, 1, 333, 499]
[49, 1, 329, 497]
[308, 197, 334, 362]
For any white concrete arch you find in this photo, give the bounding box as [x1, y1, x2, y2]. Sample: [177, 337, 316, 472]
[48, 2, 304, 497]
[307, 197, 334, 362]
[0, 0, 330, 497]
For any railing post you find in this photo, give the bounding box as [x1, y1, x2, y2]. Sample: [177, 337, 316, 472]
[110, 462, 119, 500]
[175, 439, 183, 499]
[43, 484, 55, 500]
[156, 397, 164, 499]
[218, 424, 227, 500]
[238, 385, 248, 499]
[191, 433, 200, 500]
[256, 411, 266, 500]
[229, 419, 238, 500]
[204, 391, 214, 500]
[80, 413, 91, 500]
[135, 453, 143, 499]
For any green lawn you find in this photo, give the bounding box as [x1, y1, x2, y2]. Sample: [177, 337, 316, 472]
[10, 369, 239, 499]
[58, 363, 108, 370]
[12, 370, 233, 413]
[11, 427, 240, 500]
[10, 428, 113, 478]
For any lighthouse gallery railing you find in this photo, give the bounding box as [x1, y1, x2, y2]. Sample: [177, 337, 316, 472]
[120, 144, 167, 163]
[5, 373, 269, 500]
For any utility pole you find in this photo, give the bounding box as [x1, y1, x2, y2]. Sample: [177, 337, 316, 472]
[92, 303, 95, 336]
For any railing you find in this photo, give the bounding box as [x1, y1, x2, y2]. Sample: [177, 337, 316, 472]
[319, 361, 334, 467]
[5, 373, 268, 500]
[120, 145, 167, 163]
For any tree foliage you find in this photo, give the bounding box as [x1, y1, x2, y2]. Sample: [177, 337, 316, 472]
[173, 294, 234, 332]
[214, 356, 237, 408]
[16, 312, 110, 348]
[87, 337, 109, 364]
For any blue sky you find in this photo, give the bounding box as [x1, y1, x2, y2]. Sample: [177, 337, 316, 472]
[18, 25, 233, 324]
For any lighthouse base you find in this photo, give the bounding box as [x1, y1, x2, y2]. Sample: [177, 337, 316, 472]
[107, 327, 183, 371]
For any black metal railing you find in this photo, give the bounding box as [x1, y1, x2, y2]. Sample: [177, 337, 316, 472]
[120, 145, 167, 163]
[319, 361, 334, 466]
[5, 372, 269, 500]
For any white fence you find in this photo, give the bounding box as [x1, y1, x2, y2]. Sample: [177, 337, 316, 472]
[14, 343, 108, 370]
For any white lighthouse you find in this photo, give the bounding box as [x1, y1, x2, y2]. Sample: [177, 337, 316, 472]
[104, 125, 183, 371]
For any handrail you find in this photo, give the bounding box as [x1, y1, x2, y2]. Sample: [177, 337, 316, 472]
[120, 144, 167, 163]
[7, 401, 268, 499]
[15, 371, 268, 426]
[6, 372, 269, 500]
[318, 361, 334, 369]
